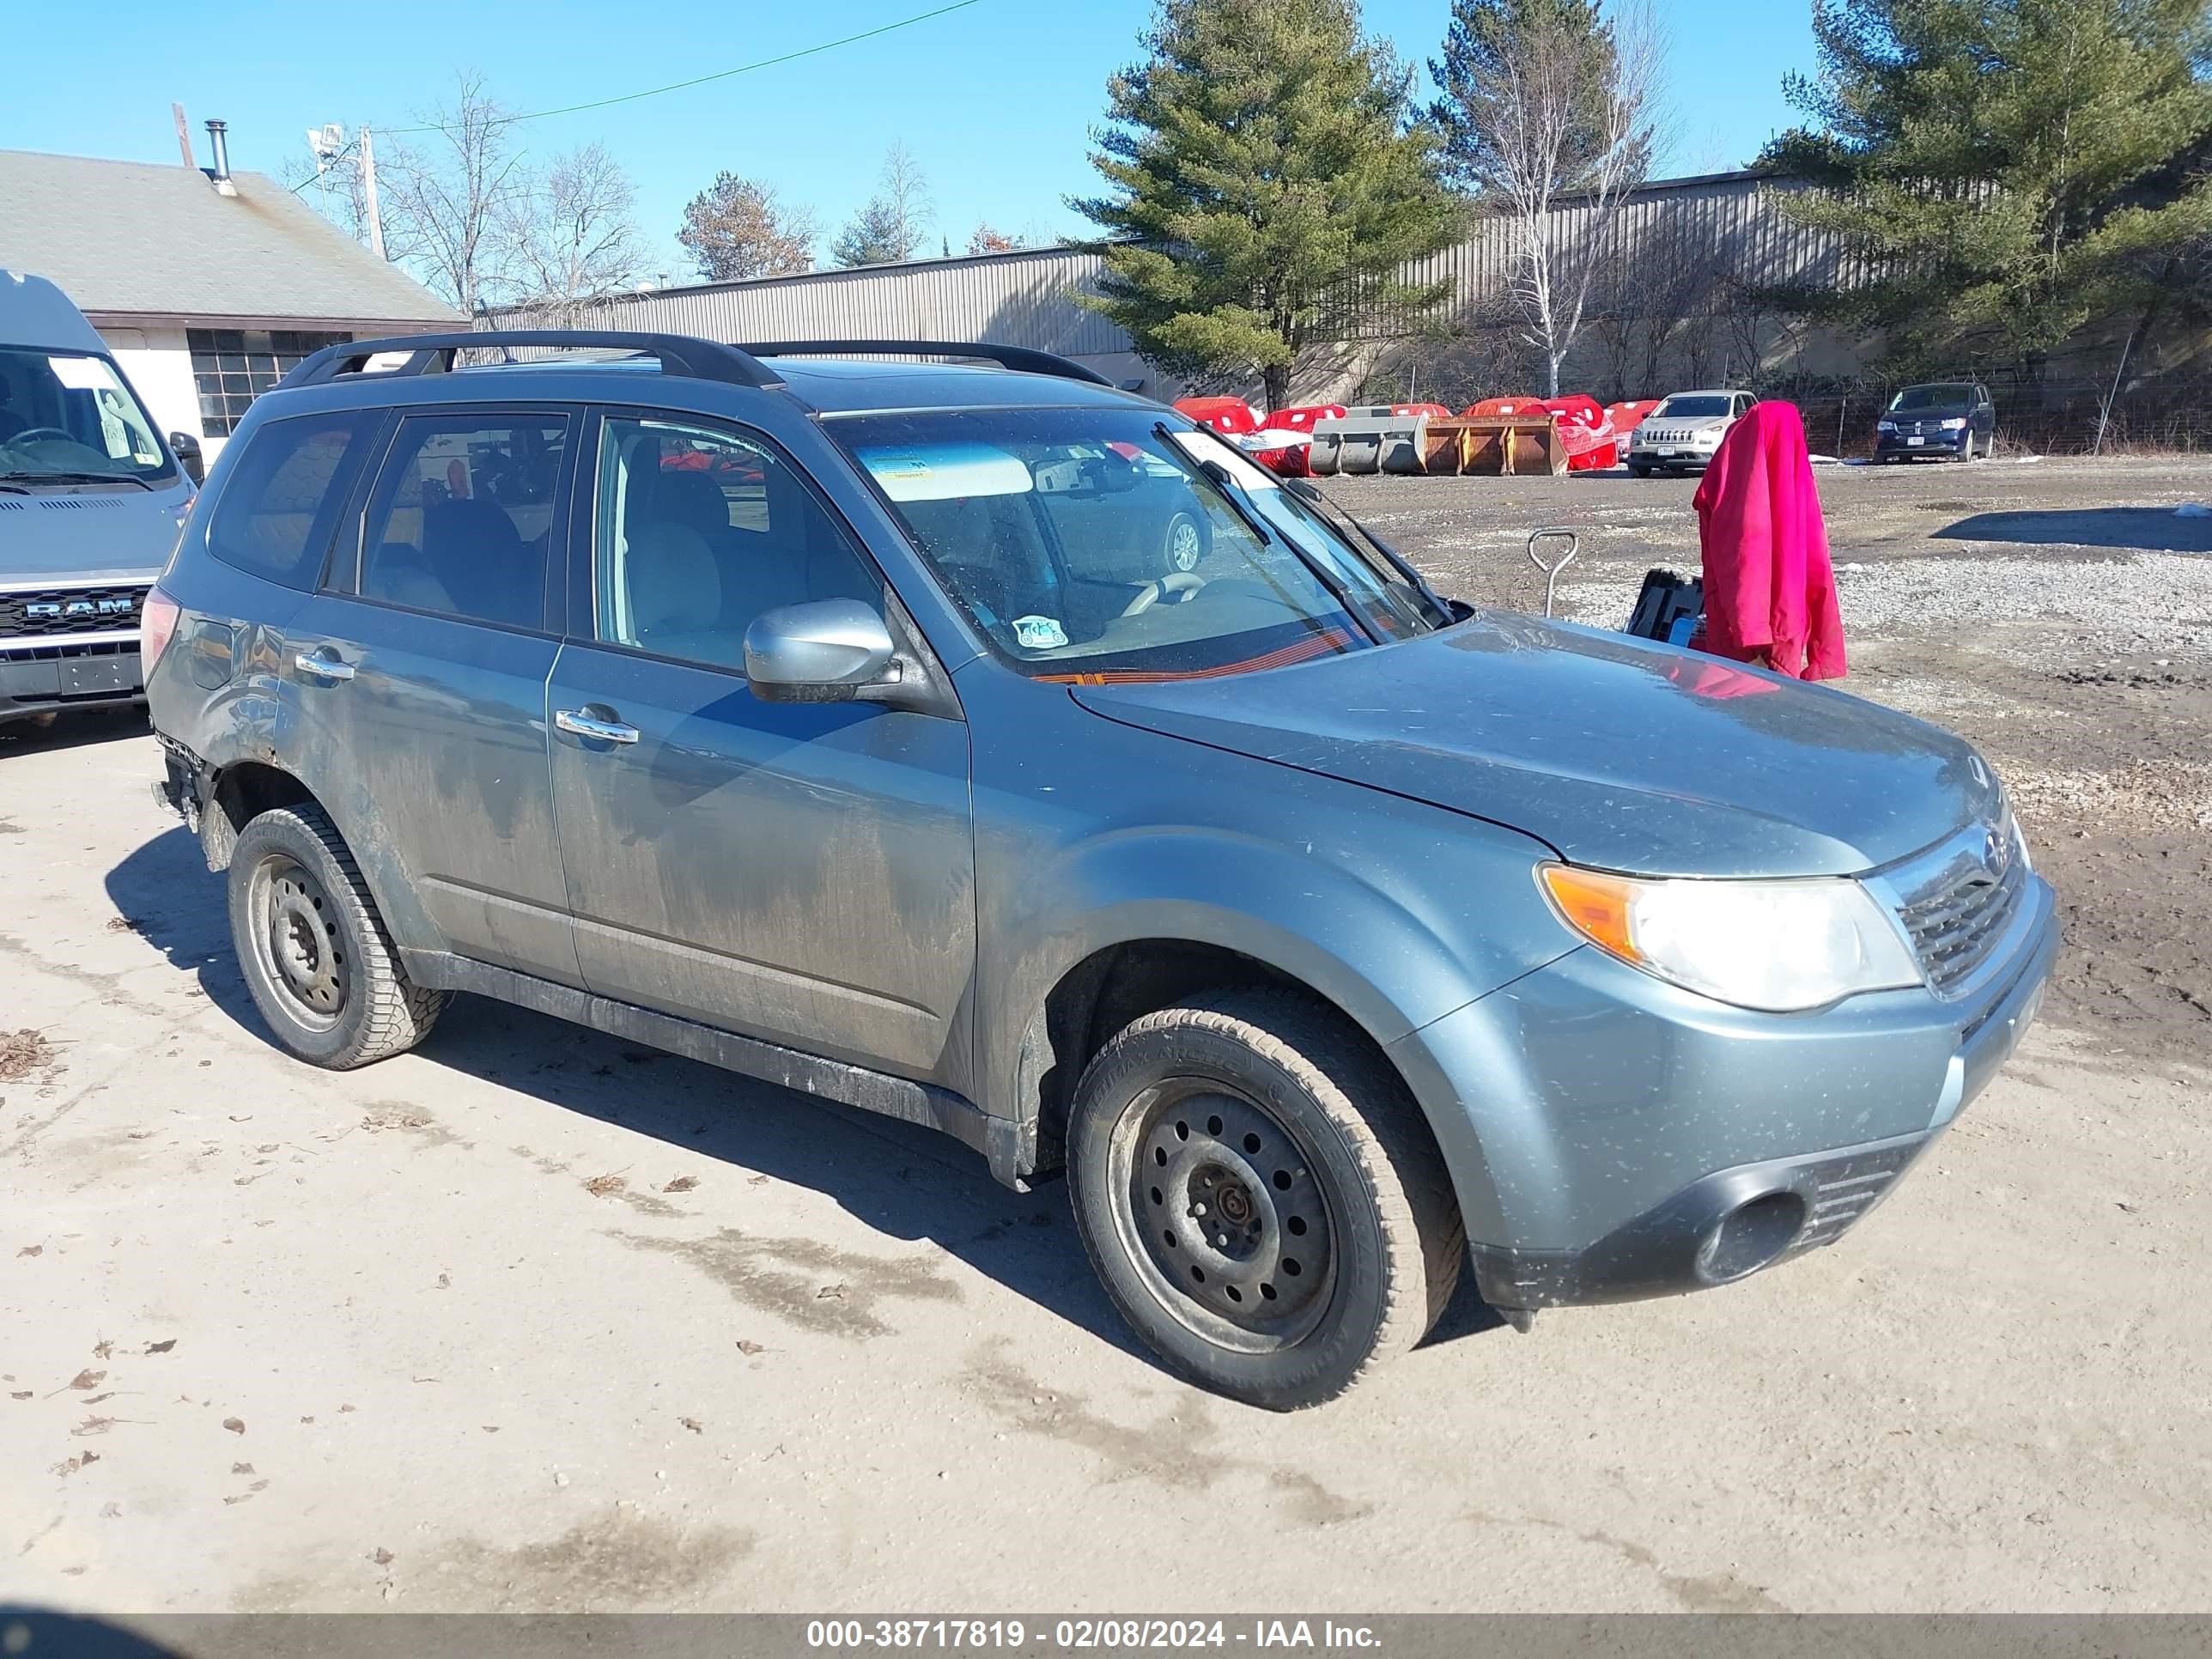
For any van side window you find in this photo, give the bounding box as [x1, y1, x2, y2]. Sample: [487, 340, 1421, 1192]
[204, 413, 380, 589]
[591, 415, 881, 671]
[356, 413, 568, 631]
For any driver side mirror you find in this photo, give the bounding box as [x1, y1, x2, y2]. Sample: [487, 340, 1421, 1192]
[169, 431, 204, 485]
[744, 599, 897, 704]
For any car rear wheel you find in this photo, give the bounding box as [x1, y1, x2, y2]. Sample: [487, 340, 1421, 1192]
[228, 804, 447, 1069]
[1162, 510, 1206, 575]
[1066, 990, 1462, 1409]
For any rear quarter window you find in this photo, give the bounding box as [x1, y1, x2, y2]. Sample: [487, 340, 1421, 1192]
[204, 412, 381, 589]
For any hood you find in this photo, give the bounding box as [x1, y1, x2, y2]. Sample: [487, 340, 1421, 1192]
[1072, 613, 2001, 878]
[0, 483, 192, 583]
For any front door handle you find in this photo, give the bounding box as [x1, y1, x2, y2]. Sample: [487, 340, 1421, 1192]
[294, 650, 355, 683]
[555, 708, 640, 745]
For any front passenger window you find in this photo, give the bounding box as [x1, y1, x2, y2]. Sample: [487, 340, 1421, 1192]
[592, 416, 882, 671]
[356, 413, 568, 630]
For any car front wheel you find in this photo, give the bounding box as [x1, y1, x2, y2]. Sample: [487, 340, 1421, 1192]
[1162, 510, 1206, 575]
[228, 803, 447, 1069]
[1067, 991, 1463, 1409]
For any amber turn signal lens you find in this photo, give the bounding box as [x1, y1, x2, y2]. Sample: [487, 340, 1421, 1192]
[1537, 864, 1638, 961]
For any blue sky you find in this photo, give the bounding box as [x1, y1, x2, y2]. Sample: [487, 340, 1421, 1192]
[5, 1, 1814, 288]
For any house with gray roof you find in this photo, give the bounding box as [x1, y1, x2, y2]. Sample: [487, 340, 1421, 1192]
[0, 137, 459, 457]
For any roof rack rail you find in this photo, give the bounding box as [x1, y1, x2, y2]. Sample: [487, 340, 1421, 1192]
[278, 331, 786, 392]
[738, 339, 1114, 388]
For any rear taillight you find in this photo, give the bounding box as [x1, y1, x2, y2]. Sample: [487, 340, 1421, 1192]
[140, 587, 182, 674]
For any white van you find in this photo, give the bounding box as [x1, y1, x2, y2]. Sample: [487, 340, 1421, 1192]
[1, 269, 198, 728]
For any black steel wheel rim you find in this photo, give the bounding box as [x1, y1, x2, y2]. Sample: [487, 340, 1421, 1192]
[249, 854, 347, 1031]
[1108, 1077, 1340, 1352]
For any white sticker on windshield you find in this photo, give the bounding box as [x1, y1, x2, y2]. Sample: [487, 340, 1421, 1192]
[46, 355, 112, 391]
[858, 442, 1034, 501]
[1011, 615, 1068, 650]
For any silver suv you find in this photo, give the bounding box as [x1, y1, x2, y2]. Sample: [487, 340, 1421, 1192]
[145, 332, 2057, 1408]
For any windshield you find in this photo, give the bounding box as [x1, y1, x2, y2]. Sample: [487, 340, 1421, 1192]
[1889, 385, 1972, 411]
[1655, 394, 1731, 418]
[0, 347, 177, 486]
[834, 407, 1439, 680]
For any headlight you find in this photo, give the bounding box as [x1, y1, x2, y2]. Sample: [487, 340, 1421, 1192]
[1940, 417, 1966, 430]
[1876, 420, 1897, 432]
[2008, 809, 2032, 873]
[1539, 864, 1923, 1012]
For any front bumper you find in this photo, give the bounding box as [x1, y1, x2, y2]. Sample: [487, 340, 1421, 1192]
[1875, 429, 1972, 458]
[1389, 871, 2058, 1310]
[1629, 444, 1718, 468]
[0, 641, 144, 723]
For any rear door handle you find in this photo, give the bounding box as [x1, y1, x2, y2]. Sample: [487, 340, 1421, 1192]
[294, 650, 355, 683]
[555, 708, 640, 745]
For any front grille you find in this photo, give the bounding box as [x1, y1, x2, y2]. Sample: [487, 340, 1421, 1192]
[0, 586, 148, 640]
[1894, 820, 2028, 996]
[1787, 1141, 1920, 1254]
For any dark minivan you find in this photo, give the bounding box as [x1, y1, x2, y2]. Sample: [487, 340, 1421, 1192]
[1875, 382, 1996, 461]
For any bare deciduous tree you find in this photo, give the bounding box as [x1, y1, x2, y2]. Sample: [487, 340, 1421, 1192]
[965, 223, 1019, 255]
[830, 143, 936, 268]
[501, 144, 644, 325]
[677, 173, 817, 283]
[376, 71, 529, 317]
[1432, 0, 1668, 396]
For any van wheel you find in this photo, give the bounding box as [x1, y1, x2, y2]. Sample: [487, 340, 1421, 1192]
[1067, 991, 1462, 1409]
[228, 804, 447, 1069]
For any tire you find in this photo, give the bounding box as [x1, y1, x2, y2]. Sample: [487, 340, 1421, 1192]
[1161, 510, 1206, 576]
[1626, 463, 1652, 478]
[1066, 989, 1463, 1410]
[227, 804, 447, 1069]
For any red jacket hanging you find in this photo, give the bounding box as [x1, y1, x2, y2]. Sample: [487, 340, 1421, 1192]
[1692, 402, 1847, 680]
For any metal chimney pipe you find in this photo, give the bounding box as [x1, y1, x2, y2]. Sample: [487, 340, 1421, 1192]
[204, 119, 231, 182]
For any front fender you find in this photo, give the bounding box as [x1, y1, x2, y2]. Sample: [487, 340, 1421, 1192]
[969, 713, 1577, 1145]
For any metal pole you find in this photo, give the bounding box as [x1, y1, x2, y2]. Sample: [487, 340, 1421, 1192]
[360, 126, 386, 260]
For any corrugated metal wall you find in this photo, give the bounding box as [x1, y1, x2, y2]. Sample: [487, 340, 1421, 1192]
[545, 172, 1848, 392]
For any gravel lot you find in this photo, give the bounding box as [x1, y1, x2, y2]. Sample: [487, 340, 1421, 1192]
[2, 455, 2206, 1614]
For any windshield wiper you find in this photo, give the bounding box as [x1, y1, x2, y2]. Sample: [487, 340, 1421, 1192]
[1285, 478, 1455, 625]
[1152, 422, 1386, 644]
[0, 470, 155, 490]
[1149, 422, 1272, 545]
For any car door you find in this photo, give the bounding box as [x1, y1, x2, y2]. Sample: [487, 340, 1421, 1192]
[545, 407, 975, 1081]
[1975, 386, 1996, 445]
[282, 403, 583, 987]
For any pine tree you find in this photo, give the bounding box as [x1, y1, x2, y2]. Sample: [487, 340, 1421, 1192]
[1075, 0, 1457, 409]
[831, 144, 934, 269]
[1764, 0, 2212, 376]
[677, 173, 816, 283]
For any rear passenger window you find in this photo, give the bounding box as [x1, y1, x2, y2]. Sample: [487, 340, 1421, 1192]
[591, 415, 880, 671]
[356, 413, 568, 631]
[204, 413, 380, 588]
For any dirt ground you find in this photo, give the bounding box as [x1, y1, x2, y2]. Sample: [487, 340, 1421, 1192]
[1, 455, 2206, 1615]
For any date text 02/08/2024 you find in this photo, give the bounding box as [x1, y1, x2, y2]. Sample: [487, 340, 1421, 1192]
[804, 1620, 1382, 1650]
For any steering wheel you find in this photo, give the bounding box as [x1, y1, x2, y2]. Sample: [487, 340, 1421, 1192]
[5, 427, 76, 447]
[1120, 572, 1207, 617]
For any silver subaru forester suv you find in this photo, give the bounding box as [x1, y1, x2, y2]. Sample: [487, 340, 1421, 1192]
[145, 333, 2057, 1408]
